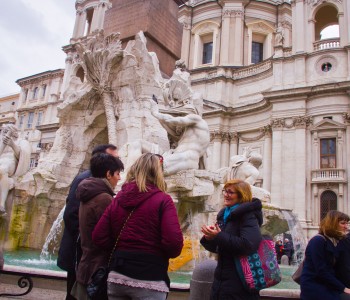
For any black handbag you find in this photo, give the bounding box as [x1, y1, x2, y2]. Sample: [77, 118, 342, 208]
[86, 208, 135, 300]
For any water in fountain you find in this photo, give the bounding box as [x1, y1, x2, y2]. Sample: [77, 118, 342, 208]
[281, 210, 307, 265]
[40, 205, 65, 260]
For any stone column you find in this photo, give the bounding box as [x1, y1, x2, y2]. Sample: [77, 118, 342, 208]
[346, 0, 350, 46]
[77, 10, 87, 38]
[247, 28, 253, 64]
[293, 0, 305, 53]
[60, 53, 73, 99]
[229, 132, 238, 159]
[91, 5, 100, 32]
[210, 131, 222, 171]
[262, 128, 272, 192]
[72, 9, 83, 39]
[181, 21, 192, 67]
[220, 132, 230, 168]
[220, 11, 231, 65]
[294, 125, 307, 223]
[343, 113, 350, 213]
[233, 10, 244, 66]
[270, 120, 283, 208]
[338, 12, 346, 47]
[193, 34, 200, 68]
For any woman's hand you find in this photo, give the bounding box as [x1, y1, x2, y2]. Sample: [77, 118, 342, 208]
[344, 287, 350, 294]
[201, 223, 221, 241]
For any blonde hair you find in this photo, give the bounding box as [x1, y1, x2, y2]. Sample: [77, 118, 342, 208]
[125, 153, 166, 192]
[319, 210, 350, 240]
[223, 179, 252, 203]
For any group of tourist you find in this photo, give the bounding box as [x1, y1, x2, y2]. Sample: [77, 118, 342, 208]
[56, 143, 350, 300]
[57, 145, 183, 300]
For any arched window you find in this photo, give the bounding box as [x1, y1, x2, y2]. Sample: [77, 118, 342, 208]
[320, 190, 337, 220]
[42, 84, 47, 98]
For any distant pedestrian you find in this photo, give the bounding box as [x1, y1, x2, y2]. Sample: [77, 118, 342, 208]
[275, 240, 284, 264]
[283, 238, 294, 265]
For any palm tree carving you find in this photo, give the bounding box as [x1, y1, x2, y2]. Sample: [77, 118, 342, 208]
[74, 31, 124, 145]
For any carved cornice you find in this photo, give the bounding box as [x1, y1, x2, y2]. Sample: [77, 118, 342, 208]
[223, 9, 244, 18]
[181, 21, 191, 30]
[307, 0, 342, 5]
[210, 131, 238, 142]
[239, 132, 265, 142]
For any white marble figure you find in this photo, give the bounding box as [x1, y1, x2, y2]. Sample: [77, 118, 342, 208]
[149, 98, 210, 176]
[0, 124, 31, 215]
[226, 148, 262, 185]
[275, 23, 284, 47]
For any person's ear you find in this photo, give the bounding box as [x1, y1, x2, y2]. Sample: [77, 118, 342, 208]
[106, 170, 112, 179]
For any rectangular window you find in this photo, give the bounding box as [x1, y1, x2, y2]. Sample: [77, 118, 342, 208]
[27, 112, 34, 128]
[19, 114, 25, 128]
[251, 42, 263, 64]
[320, 138, 336, 168]
[37, 111, 43, 126]
[202, 42, 213, 64]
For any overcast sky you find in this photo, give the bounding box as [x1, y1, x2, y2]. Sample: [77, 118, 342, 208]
[0, 1, 339, 97]
[0, 0, 76, 97]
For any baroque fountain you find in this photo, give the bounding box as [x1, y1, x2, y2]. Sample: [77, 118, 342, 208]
[0, 30, 306, 293]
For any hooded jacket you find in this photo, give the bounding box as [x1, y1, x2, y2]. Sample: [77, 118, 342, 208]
[92, 181, 183, 285]
[75, 177, 115, 285]
[200, 198, 263, 300]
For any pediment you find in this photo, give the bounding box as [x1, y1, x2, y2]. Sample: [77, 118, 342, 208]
[246, 20, 275, 34]
[311, 119, 346, 131]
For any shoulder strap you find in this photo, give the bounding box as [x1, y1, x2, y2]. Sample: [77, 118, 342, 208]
[107, 208, 135, 266]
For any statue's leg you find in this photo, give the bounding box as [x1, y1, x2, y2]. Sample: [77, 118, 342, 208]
[163, 151, 199, 176]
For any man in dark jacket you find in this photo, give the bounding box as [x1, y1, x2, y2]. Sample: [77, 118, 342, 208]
[283, 238, 294, 265]
[57, 144, 118, 300]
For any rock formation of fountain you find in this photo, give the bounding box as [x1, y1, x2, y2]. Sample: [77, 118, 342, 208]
[0, 30, 306, 273]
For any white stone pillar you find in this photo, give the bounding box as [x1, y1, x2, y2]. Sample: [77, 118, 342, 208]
[60, 53, 74, 100]
[181, 21, 191, 67]
[270, 127, 283, 208]
[247, 28, 253, 65]
[338, 12, 346, 47]
[72, 10, 83, 39]
[337, 130, 344, 168]
[220, 133, 230, 168]
[229, 132, 238, 159]
[263, 130, 272, 192]
[294, 126, 307, 223]
[193, 34, 200, 68]
[265, 33, 273, 59]
[78, 10, 87, 37]
[211, 131, 222, 171]
[90, 6, 100, 32]
[220, 11, 230, 65]
[344, 116, 350, 214]
[293, 0, 305, 53]
[233, 10, 244, 66]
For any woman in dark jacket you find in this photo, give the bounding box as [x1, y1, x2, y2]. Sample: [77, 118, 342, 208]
[201, 179, 263, 300]
[92, 153, 183, 300]
[300, 210, 350, 300]
[70, 153, 124, 300]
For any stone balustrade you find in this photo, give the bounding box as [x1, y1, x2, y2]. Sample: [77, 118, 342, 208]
[311, 168, 346, 182]
[313, 38, 340, 51]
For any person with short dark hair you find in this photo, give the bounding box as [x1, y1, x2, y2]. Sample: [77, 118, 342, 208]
[92, 153, 183, 300]
[71, 152, 124, 300]
[300, 210, 350, 300]
[57, 144, 118, 300]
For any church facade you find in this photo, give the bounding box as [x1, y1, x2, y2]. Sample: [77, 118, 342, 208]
[177, 0, 350, 237]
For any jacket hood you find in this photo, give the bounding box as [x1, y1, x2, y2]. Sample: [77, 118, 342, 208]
[218, 197, 263, 226]
[115, 181, 163, 209]
[76, 177, 115, 203]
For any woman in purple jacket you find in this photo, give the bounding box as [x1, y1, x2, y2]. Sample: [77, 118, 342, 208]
[92, 153, 183, 300]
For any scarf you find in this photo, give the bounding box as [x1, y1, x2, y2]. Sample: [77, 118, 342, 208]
[223, 203, 240, 225]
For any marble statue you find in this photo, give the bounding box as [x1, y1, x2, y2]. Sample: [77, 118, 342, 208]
[275, 23, 284, 46]
[219, 147, 271, 202]
[149, 97, 210, 176]
[0, 124, 31, 215]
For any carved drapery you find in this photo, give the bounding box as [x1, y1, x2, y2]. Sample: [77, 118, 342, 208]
[271, 116, 313, 129]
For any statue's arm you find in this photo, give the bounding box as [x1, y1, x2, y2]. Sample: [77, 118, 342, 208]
[4, 136, 21, 160]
